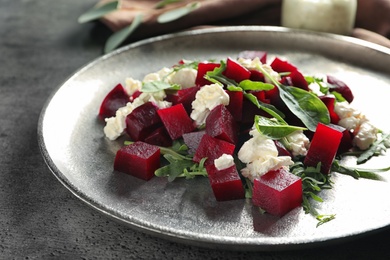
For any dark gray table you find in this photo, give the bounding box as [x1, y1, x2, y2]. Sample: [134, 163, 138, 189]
[2, 0, 390, 259]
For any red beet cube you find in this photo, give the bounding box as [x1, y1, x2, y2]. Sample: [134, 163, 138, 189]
[223, 57, 251, 83]
[125, 102, 162, 141]
[157, 103, 195, 140]
[249, 70, 265, 82]
[144, 126, 172, 147]
[193, 134, 235, 166]
[282, 70, 309, 91]
[114, 141, 160, 181]
[327, 75, 354, 103]
[205, 104, 238, 144]
[270, 57, 298, 73]
[304, 123, 343, 174]
[206, 164, 245, 201]
[166, 86, 200, 114]
[252, 167, 302, 216]
[99, 83, 130, 119]
[320, 95, 340, 124]
[238, 50, 267, 64]
[226, 90, 243, 122]
[195, 62, 220, 86]
[182, 130, 205, 155]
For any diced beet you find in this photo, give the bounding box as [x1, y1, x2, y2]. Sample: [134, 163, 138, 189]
[238, 50, 267, 64]
[193, 134, 235, 166]
[130, 90, 142, 101]
[270, 57, 298, 73]
[304, 123, 343, 174]
[328, 124, 353, 154]
[249, 70, 265, 82]
[144, 126, 172, 147]
[114, 141, 160, 181]
[223, 57, 251, 83]
[195, 62, 220, 86]
[252, 167, 302, 216]
[206, 164, 245, 201]
[226, 90, 243, 122]
[274, 140, 292, 157]
[182, 130, 206, 155]
[157, 103, 195, 140]
[166, 86, 200, 115]
[251, 90, 270, 104]
[282, 70, 309, 91]
[327, 75, 354, 103]
[206, 104, 238, 144]
[125, 102, 162, 141]
[99, 83, 130, 119]
[320, 95, 340, 124]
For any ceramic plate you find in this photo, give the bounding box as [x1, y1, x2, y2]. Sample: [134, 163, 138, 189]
[38, 26, 390, 250]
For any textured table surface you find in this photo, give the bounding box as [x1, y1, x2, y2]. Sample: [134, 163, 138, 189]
[1, 0, 390, 259]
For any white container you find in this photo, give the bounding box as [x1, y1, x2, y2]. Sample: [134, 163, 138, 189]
[281, 0, 357, 35]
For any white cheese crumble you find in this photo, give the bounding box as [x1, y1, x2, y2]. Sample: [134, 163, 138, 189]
[170, 68, 197, 89]
[285, 130, 310, 157]
[143, 67, 173, 83]
[124, 77, 142, 97]
[334, 101, 377, 150]
[190, 83, 230, 127]
[238, 127, 293, 181]
[214, 154, 235, 171]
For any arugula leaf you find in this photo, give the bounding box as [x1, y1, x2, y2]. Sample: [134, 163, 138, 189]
[254, 115, 306, 139]
[78, 1, 119, 23]
[157, 2, 201, 23]
[258, 65, 330, 132]
[331, 160, 388, 180]
[104, 14, 143, 53]
[142, 81, 180, 93]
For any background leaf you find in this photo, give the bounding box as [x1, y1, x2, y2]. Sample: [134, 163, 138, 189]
[157, 2, 200, 23]
[78, 1, 119, 23]
[104, 14, 143, 53]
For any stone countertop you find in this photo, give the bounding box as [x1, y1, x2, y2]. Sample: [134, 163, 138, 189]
[1, 0, 390, 259]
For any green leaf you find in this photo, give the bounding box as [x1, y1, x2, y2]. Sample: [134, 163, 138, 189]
[254, 115, 306, 139]
[357, 132, 390, 164]
[142, 81, 180, 93]
[104, 14, 143, 53]
[157, 2, 200, 23]
[244, 93, 286, 123]
[238, 80, 274, 91]
[155, 0, 184, 9]
[258, 65, 330, 132]
[78, 1, 119, 23]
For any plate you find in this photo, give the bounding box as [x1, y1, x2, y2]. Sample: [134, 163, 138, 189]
[38, 26, 390, 250]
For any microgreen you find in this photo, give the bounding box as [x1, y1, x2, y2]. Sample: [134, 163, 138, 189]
[157, 2, 201, 23]
[258, 66, 330, 132]
[78, 1, 119, 23]
[104, 14, 143, 53]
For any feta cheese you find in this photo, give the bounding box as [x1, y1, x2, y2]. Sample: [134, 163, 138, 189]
[104, 102, 135, 140]
[334, 101, 377, 150]
[214, 154, 235, 170]
[354, 121, 378, 150]
[124, 77, 142, 96]
[238, 127, 293, 181]
[170, 68, 197, 89]
[285, 130, 310, 157]
[190, 83, 229, 127]
[237, 57, 280, 84]
[143, 67, 173, 83]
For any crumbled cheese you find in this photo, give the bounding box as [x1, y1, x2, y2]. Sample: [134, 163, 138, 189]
[124, 77, 142, 96]
[143, 67, 173, 83]
[214, 154, 235, 171]
[285, 130, 310, 157]
[237, 57, 281, 84]
[334, 101, 377, 150]
[170, 68, 197, 89]
[354, 121, 378, 150]
[104, 102, 135, 140]
[238, 127, 293, 181]
[190, 83, 229, 127]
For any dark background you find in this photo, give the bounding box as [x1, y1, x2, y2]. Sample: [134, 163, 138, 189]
[1, 0, 390, 259]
